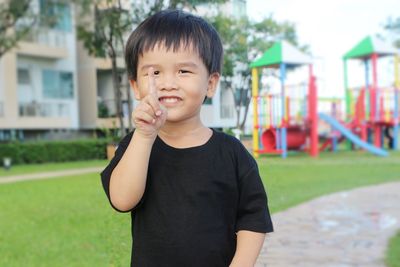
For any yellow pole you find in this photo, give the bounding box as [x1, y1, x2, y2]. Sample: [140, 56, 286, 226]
[349, 89, 354, 119]
[252, 68, 259, 157]
[385, 92, 390, 122]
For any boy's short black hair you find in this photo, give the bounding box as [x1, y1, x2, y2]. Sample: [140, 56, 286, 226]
[125, 9, 223, 81]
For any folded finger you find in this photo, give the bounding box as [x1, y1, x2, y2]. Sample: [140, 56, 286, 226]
[134, 110, 156, 124]
[145, 94, 163, 117]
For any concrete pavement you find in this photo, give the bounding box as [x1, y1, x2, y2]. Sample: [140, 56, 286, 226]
[0, 167, 103, 184]
[255, 182, 400, 267]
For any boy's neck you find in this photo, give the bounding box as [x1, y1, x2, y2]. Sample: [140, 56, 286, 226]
[158, 118, 212, 148]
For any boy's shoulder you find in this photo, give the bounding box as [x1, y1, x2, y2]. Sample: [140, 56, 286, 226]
[213, 129, 246, 146]
[212, 129, 253, 156]
[116, 129, 251, 157]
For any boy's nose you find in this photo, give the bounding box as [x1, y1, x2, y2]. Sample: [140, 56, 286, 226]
[158, 74, 177, 91]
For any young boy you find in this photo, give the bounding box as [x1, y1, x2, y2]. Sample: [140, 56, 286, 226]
[101, 9, 273, 267]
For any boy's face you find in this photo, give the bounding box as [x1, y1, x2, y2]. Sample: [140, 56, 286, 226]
[130, 43, 220, 123]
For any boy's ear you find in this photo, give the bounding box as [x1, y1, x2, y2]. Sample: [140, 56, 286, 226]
[129, 79, 141, 100]
[206, 72, 220, 98]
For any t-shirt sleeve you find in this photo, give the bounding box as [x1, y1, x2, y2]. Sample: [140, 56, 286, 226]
[235, 148, 274, 233]
[100, 131, 136, 213]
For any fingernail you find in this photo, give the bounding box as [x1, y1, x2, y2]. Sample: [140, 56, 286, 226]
[156, 110, 162, 116]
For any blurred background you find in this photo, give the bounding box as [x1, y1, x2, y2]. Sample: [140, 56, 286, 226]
[0, 0, 399, 266]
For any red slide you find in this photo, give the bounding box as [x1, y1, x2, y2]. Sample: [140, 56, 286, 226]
[261, 126, 307, 151]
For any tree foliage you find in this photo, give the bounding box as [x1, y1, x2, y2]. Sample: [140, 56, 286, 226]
[76, 0, 133, 138]
[0, 0, 74, 58]
[209, 14, 308, 130]
[384, 16, 400, 48]
[0, 0, 34, 58]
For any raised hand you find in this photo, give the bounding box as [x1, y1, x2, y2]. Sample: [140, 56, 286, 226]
[132, 67, 167, 139]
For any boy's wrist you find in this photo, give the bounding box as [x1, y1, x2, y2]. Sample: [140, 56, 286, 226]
[133, 130, 158, 143]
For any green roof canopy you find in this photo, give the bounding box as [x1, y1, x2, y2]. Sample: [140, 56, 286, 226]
[250, 40, 312, 68]
[344, 36, 398, 60]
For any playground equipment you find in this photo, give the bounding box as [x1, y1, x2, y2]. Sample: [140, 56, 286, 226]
[343, 36, 399, 151]
[319, 113, 388, 156]
[250, 37, 399, 158]
[250, 41, 318, 158]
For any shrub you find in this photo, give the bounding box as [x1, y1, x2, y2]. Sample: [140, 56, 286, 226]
[0, 139, 109, 165]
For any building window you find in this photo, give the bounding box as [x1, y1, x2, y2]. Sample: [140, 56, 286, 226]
[203, 97, 213, 105]
[40, 0, 72, 32]
[17, 69, 31, 85]
[42, 70, 74, 99]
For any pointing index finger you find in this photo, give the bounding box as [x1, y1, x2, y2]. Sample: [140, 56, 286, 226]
[147, 67, 162, 117]
[148, 67, 157, 97]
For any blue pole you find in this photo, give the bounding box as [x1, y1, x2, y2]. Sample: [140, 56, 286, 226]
[332, 135, 338, 152]
[280, 63, 287, 158]
[276, 128, 281, 150]
[281, 128, 287, 158]
[259, 127, 263, 150]
[394, 89, 399, 150]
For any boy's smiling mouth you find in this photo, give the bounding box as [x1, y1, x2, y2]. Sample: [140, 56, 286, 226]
[159, 96, 183, 105]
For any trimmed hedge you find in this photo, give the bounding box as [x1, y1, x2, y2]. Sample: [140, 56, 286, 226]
[0, 139, 109, 165]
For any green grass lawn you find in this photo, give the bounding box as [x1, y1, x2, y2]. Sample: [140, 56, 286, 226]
[260, 151, 400, 213]
[0, 151, 399, 266]
[0, 160, 108, 177]
[386, 231, 400, 267]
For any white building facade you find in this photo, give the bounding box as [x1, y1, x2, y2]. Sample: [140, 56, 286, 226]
[0, 0, 245, 141]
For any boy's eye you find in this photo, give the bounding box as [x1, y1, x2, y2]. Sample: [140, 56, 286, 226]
[144, 70, 159, 76]
[178, 70, 191, 74]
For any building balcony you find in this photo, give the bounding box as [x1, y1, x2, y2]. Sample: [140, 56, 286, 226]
[0, 101, 73, 129]
[95, 56, 125, 70]
[96, 98, 132, 129]
[19, 101, 71, 118]
[17, 29, 68, 59]
[97, 99, 116, 118]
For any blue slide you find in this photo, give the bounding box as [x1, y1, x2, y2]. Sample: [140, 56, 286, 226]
[318, 113, 389, 157]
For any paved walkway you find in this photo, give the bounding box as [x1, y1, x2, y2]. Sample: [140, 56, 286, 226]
[255, 182, 400, 267]
[0, 167, 103, 184]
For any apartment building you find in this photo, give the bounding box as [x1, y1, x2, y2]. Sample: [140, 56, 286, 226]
[0, 0, 243, 142]
[0, 0, 79, 141]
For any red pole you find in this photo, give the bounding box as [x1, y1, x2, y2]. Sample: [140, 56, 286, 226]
[372, 53, 381, 148]
[360, 88, 367, 142]
[309, 64, 318, 157]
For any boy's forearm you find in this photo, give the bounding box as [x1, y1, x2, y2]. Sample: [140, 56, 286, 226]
[229, 230, 266, 267]
[109, 131, 156, 211]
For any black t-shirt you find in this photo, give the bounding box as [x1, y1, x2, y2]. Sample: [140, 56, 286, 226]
[101, 129, 273, 267]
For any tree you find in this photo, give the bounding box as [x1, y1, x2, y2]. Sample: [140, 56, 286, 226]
[0, 0, 64, 58]
[0, 0, 33, 58]
[77, 0, 132, 138]
[384, 16, 400, 48]
[76, 0, 227, 139]
[209, 14, 308, 131]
